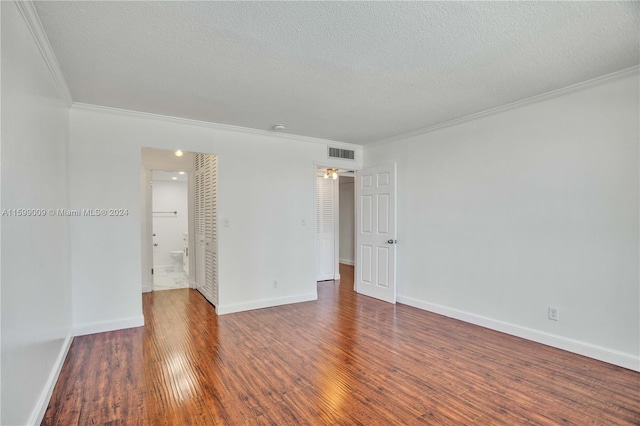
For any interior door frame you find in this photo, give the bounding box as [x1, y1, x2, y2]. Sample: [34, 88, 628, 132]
[141, 168, 153, 292]
[140, 166, 196, 293]
[313, 162, 359, 283]
[313, 165, 340, 281]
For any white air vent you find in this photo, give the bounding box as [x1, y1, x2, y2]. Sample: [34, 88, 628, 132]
[328, 147, 355, 160]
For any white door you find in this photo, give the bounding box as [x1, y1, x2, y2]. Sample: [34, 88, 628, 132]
[356, 163, 397, 303]
[194, 161, 206, 296]
[316, 176, 335, 281]
[203, 154, 219, 307]
[194, 153, 219, 307]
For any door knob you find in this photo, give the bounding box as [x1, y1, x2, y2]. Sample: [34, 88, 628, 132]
[387, 239, 397, 244]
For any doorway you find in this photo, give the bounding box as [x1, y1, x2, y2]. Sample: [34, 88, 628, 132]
[315, 167, 355, 284]
[140, 148, 219, 308]
[338, 175, 355, 270]
[141, 148, 195, 293]
[151, 170, 190, 291]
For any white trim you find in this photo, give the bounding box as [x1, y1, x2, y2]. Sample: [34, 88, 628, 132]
[28, 330, 74, 426]
[369, 65, 640, 147]
[71, 103, 358, 149]
[14, 0, 73, 105]
[141, 167, 153, 295]
[333, 176, 340, 282]
[397, 295, 640, 372]
[216, 293, 317, 315]
[339, 259, 355, 266]
[74, 315, 145, 337]
[314, 160, 361, 172]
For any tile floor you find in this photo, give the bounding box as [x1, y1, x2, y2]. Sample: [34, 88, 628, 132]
[153, 265, 189, 291]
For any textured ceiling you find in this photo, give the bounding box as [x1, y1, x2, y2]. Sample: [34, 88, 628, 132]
[34, 1, 639, 144]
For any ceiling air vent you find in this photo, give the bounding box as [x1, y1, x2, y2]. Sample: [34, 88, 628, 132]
[328, 147, 355, 160]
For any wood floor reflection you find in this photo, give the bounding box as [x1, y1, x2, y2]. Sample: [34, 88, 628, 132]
[43, 264, 640, 425]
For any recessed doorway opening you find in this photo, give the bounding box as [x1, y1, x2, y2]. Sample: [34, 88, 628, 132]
[151, 170, 190, 291]
[315, 167, 356, 287]
[141, 148, 219, 309]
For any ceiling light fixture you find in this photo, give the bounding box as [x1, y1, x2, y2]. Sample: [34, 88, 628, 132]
[172, 177, 178, 180]
[324, 168, 339, 180]
[273, 124, 286, 131]
[179, 171, 185, 175]
[174, 149, 184, 157]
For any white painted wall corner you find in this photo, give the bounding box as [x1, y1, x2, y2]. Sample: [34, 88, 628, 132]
[216, 293, 317, 315]
[74, 316, 145, 337]
[27, 330, 74, 426]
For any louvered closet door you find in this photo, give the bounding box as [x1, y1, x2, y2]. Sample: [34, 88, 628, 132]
[194, 155, 205, 296]
[203, 155, 218, 306]
[194, 153, 219, 307]
[315, 176, 335, 281]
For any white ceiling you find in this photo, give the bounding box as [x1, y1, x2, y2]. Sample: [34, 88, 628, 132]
[34, 1, 639, 145]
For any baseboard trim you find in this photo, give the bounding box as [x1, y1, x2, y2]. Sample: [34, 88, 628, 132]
[339, 259, 355, 266]
[28, 329, 74, 426]
[217, 293, 317, 315]
[397, 295, 640, 372]
[142, 284, 153, 293]
[74, 315, 145, 337]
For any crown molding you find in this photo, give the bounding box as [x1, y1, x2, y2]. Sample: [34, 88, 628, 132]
[18, 0, 634, 149]
[14, 0, 73, 105]
[71, 102, 360, 149]
[367, 65, 640, 147]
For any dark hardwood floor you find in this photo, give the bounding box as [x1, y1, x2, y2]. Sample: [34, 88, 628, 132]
[43, 265, 640, 425]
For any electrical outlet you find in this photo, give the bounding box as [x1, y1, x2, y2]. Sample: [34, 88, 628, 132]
[272, 280, 278, 289]
[548, 307, 559, 321]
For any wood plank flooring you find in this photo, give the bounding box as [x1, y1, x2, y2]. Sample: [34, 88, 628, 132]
[43, 265, 640, 425]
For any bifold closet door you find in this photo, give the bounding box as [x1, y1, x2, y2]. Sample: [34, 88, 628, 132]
[194, 153, 218, 307]
[316, 176, 335, 281]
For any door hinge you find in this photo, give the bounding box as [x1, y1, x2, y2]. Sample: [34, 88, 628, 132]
[151, 268, 154, 275]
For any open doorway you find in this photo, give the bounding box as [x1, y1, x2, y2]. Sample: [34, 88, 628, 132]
[151, 170, 189, 290]
[141, 148, 219, 306]
[338, 174, 355, 273]
[315, 167, 355, 285]
[141, 148, 195, 293]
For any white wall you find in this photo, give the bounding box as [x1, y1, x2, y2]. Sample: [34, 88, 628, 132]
[339, 177, 355, 265]
[69, 105, 362, 326]
[152, 180, 188, 267]
[364, 72, 640, 370]
[1, 2, 73, 424]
